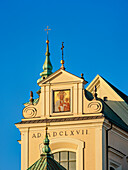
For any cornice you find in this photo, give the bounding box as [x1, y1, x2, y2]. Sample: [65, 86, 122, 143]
[15, 115, 105, 129]
[108, 146, 126, 158]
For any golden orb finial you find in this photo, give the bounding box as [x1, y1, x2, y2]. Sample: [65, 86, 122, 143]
[46, 40, 49, 44]
[61, 60, 64, 64]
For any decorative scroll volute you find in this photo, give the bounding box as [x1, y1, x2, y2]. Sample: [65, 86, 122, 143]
[23, 106, 37, 118]
[87, 100, 103, 113]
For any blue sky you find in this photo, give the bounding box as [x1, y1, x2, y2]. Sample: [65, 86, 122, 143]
[0, 0, 128, 169]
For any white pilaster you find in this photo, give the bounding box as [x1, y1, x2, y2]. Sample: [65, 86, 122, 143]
[21, 128, 29, 170]
[78, 83, 83, 114]
[74, 83, 78, 114]
[95, 126, 102, 170]
[41, 86, 45, 117]
[46, 85, 50, 116]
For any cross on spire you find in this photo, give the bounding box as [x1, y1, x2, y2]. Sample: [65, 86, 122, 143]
[60, 42, 65, 70]
[61, 42, 64, 61]
[44, 26, 51, 40]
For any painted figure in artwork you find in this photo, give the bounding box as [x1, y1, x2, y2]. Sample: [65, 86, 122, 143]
[54, 90, 70, 112]
[64, 98, 70, 111]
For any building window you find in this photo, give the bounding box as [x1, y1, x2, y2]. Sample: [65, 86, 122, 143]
[53, 151, 76, 170]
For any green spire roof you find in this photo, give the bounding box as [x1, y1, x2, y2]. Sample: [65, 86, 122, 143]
[27, 127, 66, 170]
[37, 40, 53, 84]
[42, 127, 51, 155]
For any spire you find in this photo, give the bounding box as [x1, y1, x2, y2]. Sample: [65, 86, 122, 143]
[60, 42, 65, 70]
[42, 125, 51, 155]
[27, 122, 66, 169]
[39, 26, 53, 79]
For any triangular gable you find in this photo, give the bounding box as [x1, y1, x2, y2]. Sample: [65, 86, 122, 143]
[86, 75, 128, 125]
[38, 69, 87, 85]
[101, 76, 128, 104]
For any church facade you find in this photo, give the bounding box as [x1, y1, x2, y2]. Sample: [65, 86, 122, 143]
[15, 32, 128, 170]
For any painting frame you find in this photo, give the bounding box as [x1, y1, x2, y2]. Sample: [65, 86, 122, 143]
[53, 89, 70, 113]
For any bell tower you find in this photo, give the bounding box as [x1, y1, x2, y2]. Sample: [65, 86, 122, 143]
[15, 28, 128, 170]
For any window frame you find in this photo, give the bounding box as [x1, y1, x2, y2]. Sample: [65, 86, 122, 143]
[53, 151, 76, 170]
[51, 87, 73, 116]
[53, 89, 71, 113]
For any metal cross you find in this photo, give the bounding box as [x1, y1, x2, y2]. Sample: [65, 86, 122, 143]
[61, 42, 64, 60]
[44, 26, 51, 40]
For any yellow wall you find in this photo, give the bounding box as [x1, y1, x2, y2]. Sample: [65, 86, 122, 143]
[16, 70, 128, 170]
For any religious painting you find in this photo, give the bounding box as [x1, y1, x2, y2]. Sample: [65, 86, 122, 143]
[53, 89, 70, 113]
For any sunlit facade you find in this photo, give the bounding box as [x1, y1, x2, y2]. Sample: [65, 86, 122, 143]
[15, 36, 128, 170]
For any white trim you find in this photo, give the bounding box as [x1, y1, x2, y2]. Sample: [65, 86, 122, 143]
[39, 69, 83, 85]
[111, 129, 128, 142]
[21, 128, 29, 170]
[108, 147, 125, 159]
[86, 74, 100, 91]
[51, 138, 84, 170]
[52, 148, 76, 153]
